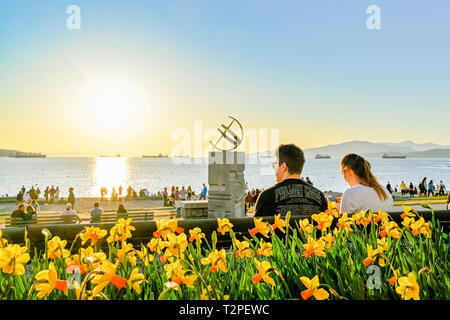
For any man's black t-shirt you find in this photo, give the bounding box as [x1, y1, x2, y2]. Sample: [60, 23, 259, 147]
[254, 178, 328, 217]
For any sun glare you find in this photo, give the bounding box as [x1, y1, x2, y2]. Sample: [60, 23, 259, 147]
[82, 77, 146, 128]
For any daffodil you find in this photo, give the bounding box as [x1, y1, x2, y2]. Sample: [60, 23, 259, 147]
[410, 217, 431, 238]
[401, 206, 416, 220]
[298, 218, 314, 234]
[256, 238, 273, 257]
[128, 267, 146, 294]
[251, 258, 275, 286]
[147, 238, 169, 254]
[303, 237, 326, 258]
[271, 214, 286, 233]
[311, 211, 333, 230]
[47, 236, 70, 260]
[201, 249, 227, 273]
[107, 218, 135, 243]
[136, 245, 154, 267]
[234, 239, 253, 259]
[388, 268, 400, 286]
[153, 218, 184, 240]
[91, 260, 127, 296]
[188, 227, 205, 243]
[379, 221, 401, 239]
[320, 233, 335, 249]
[336, 213, 354, 233]
[34, 262, 68, 298]
[217, 218, 233, 235]
[166, 232, 188, 258]
[79, 226, 107, 246]
[0, 244, 30, 275]
[363, 244, 379, 267]
[249, 217, 270, 238]
[163, 259, 197, 288]
[374, 210, 389, 224]
[0, 230, 8, 248]
[299, 275, 330, 300]
[395, 272, 420, 300]
[117, 241, 137, 265]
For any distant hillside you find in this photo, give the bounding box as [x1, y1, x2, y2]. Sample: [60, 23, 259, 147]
[406, 149, 450, 158]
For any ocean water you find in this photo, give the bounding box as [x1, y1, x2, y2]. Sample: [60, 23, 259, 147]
[0, 157, 449, 198]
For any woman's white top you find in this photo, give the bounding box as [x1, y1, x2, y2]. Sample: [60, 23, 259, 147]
[340, 184, 394, 214]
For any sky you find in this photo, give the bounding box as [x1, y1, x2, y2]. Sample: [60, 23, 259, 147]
[0, 0, 449, 157]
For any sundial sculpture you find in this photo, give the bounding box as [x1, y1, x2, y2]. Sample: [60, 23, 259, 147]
[207, 116, 246, 219]
[209, 116, 244, 151]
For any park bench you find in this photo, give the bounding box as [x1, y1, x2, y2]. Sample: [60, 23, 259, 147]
[4, 215, 79, 227]
[92, 209, 178, 223]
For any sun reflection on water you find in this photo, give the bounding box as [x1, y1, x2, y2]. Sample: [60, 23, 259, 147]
[92, 157, 129, 196]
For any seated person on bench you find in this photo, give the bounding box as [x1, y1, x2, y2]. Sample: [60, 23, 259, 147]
[117, 204, 128, 218]
[90, 202, 103, 223]
[60, 203, 82, 223]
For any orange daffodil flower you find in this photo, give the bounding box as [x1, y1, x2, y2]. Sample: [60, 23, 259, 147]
[201, 249, 227, 273]
[189, 227, 205, 243]
[251, 258, 275, 286]
[217, 218, 233, 235]
[163, 259, 197, 288]
[0, 244, 30, 275]
[34, 262, 68, 298]
[256, 238, 273, 257]
[320, 233, 335, 249]
[107, 218, 135, 243]
[336, 213, 354, 233]
[47, 236, 70, 260]
[298, 218, 314, 234]
[249, 217, 270, 238]
[79, 226, 107, 246]
[303, 236, 326, 258]
[379, 221, 401, 239]
[352, 211, 372, 227]
[234, 239, 253, 259]
[147, 238, 169, 255]
[91, 260, 128, 296]
[363, 237, 389, 267]
[299, 275, 329, 300]
[271, 214, 287, 233]
[374, 209, 389, 224]
[153, 218, 184, 240]
[410, 217, 432, 238]
[363, 244, 380, 267]
[395, 272, 420, 300]
[400, 206, 416, 220]
[388, 268, 400, 286]
[311, 211, 333, 230]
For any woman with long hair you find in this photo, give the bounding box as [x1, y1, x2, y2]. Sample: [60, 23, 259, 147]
[339, 154, 394, 213]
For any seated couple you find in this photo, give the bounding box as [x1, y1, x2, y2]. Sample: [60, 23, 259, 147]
[254, 144, 394, 217]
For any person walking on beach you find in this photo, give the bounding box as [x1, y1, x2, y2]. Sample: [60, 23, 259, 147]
[180, 186, 187, 201]
[255, 144, 328, 217]
[44, 187, 49, 203]
[339, 154, 394, 214]
[199, 184, 207, 200]
[16, 190, 23, 204]
[428, 180, 435, 197]
[55, 186, 60, 201]
[400, 181, 406, 196]
[438, 181, 446, 196]
[118, 185, 123, 197]
[68, 187, 75, 209]
[386, 182, 393, 194]
[163, 187, 169, 206]
[187, 186, 193, 200]
[409, 182, 414, 197]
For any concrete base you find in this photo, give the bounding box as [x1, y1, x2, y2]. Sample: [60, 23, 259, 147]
[208, 151, 245, 219]
[180, 200, 209, 219]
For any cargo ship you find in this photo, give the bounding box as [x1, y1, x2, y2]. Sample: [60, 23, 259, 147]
[315, 154, 331, 159]
[142, 154, 168, 158]
[382, 154, 407, 159]
[9, 152, 46, 158]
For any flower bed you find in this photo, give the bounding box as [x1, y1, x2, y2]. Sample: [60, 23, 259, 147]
[0, 203, 448, 300]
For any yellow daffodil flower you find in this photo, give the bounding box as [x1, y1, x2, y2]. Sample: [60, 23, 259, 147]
[311, 212, 334, 230]
[91, 260, 127, 296]
[217, 218, 233, 236]
[410, 217, 432, 238]
[188, 227, 205, 243]
[299, 218, 314, 234]
[107, 218, 135, 243]
[303, 237, 326, 258]
[79, 226, 107, 246]
[154, 218, 184, 240]
[128, 267, 146, 294]
[0, 244, 30, 275]
[336, 213, 354, 233]
[234, 239, 253, 259]
[47, 236, 70, 260]
[249, 217, 270, 238]
[299, 275, 330, 300]
[395, 272, 420, 300]
[251, 258, 275, 286]
[34, 262, 68, 298]
[271, 214, 287, 233]
[256, 238, 273, 257]
[201, 249, 227, 273]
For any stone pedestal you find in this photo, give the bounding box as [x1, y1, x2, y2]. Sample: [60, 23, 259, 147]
[180, 200, 209, 219]
[208, 151, 246, 219]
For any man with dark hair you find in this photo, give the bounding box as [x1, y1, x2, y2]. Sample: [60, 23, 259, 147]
[11, 204, 27, 218]
[255, 144, 328, 217]
[90, 202, 103, 222]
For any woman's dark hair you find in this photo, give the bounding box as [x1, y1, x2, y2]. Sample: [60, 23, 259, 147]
[117, 204, 127, 214]
[26, 205, 35, 213]
[340, 153, 388, 201]
[275, 144, 305, 174]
